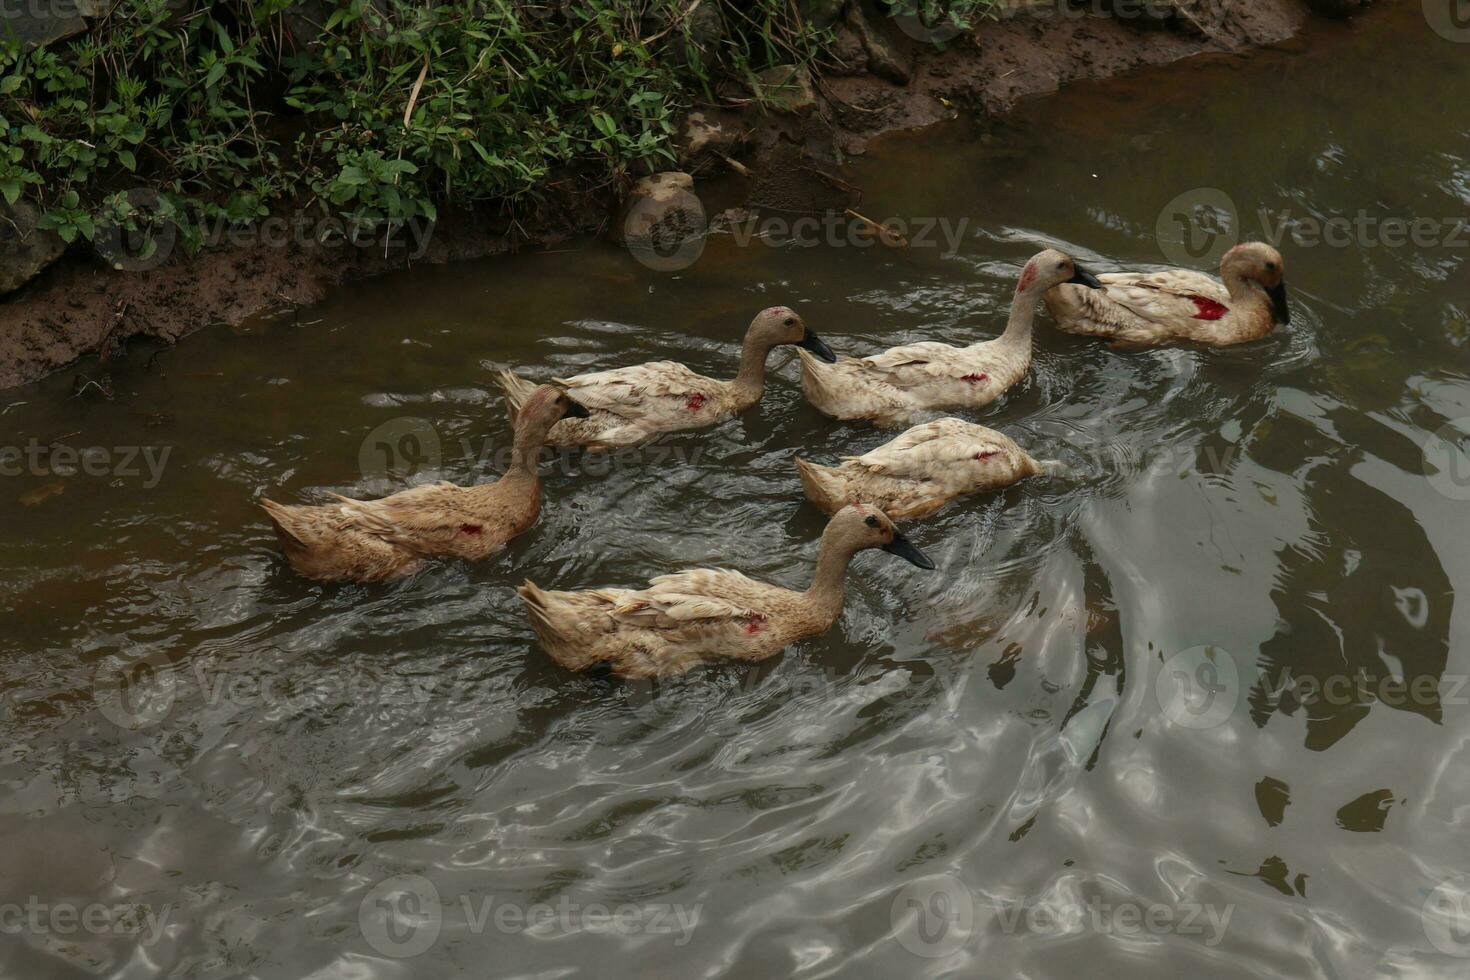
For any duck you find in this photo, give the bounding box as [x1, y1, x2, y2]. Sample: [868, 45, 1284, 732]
[795, 417, 1063, 520]
[517, 504, 935, 678]
[1043, 242, 1290, 346]
[260, 384, 588, 582]
[496, 307, 836, 450]
[797, 249, 1103, 426]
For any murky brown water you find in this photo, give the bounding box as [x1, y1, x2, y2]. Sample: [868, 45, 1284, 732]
[6, 5, 1470, 978]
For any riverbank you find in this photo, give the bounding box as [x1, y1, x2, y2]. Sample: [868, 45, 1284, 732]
[0, 0, 1329, 389]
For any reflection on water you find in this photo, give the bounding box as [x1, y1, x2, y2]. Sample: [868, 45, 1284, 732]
[4, 5, 1470, 978]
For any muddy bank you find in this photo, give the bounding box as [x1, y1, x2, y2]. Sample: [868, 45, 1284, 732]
[0, 0, 1320, 390]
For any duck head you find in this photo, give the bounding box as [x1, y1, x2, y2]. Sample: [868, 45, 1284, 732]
[1223, 242, 1290, 325]
[1017, 248, 1104, 296]
[827, 503, 936, 569]
[748, 306, 836, 362]
[516, 384, 590, 441]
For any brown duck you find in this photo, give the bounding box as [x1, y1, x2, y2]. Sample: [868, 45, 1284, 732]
[261, 385, 588, 582]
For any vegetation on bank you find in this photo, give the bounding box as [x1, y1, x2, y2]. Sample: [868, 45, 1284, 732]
[0, 0, 998, 259]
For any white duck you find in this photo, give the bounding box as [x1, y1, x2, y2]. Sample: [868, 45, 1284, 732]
[1043, 242, 1290, 346]
[518, 504, 935, 678]
[796, 417, 1061, 520]
[798, 249, 1103, 425]
[496, 307, 835, 449]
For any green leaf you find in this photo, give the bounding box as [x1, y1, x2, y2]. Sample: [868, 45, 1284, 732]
[116, 149, 136, 171]
[0, 179, 19, 205]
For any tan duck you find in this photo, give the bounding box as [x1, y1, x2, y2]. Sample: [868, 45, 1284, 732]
[496, 307, 835, 450]
[796, 418, 1062, 520]
[798, 249, 1103, 426]
[1043, 242, 1290, 346]
[518, 504, 935, 678]
[260, 385, 588, 582]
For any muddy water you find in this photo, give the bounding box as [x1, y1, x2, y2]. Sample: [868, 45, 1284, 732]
[5, 6, 1470, 978]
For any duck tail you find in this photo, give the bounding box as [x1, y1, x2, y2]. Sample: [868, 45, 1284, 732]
[260, 497, 307, 549]
[794, 456, 848, 516]
[495, 369, 538, 425]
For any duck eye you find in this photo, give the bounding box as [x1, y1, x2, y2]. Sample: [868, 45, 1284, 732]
[865, 515, 880, 528]
[1265, 261, 1277, 271]
[783, 317, 795, 326]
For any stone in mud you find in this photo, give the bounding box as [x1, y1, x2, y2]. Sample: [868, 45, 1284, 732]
[795, 0, 847, 28]
[753, 65, 818, 113]
[846, 1, 912, 85]
[613, 172, 705, 248]
[675, 111, 746, 172]
[0, 0, 95, 49]
[0, 200, 67, 296]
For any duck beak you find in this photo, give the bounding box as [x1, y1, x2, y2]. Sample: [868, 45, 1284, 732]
[1067, 265, 1105, 290]
[562, 398, 591, 419]
[881, 533, 936, 570]
[796, 329, 837, 363]
[1267, 281, 1291, 325]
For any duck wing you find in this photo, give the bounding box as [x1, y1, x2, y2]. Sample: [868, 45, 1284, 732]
[611, 569, 774, 630]
[558, 361, 717, 418]
[1093, 270, 1232, 325]
[855, 341, 974, 386]
[328, 483, 481, 555]
[846, 418, 1016, 479]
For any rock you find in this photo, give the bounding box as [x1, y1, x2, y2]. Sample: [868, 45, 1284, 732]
[847, 1, 912, 85]
[795, 0, 847, 28]
[1304, 0, 1371, 17]
[0, 200, 67, 296]
[753, 65, 818, 113]
[613, 172, 704, 244]
[4, 0, 91, 49]
[675, 111, 747, 173]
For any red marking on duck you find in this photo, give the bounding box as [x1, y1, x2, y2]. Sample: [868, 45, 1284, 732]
[1190, 296, 1229, 320]
[974, 451, 1000, 461]
[961, 373, 989, 385]
[744, 613, 768, 635]
[458, 523, 483, 536]
[685, 392, 707, 411]
[1016, 263, 1038, 294]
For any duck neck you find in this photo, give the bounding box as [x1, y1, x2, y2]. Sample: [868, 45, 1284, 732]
[999, 288, 1039, 349]
[505, 423, 549, 483]
[1220, 266, 1259, 307]
[804, 535, 856, 625]
[729, 335, 775, 409]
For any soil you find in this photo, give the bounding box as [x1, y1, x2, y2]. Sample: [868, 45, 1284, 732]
[0, 0, 1316, 390]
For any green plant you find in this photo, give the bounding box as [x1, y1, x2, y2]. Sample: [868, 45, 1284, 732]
[0, 0, 828, 257]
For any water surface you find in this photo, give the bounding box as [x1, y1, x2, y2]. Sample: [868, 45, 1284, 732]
[4, 5, 1470, 977]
